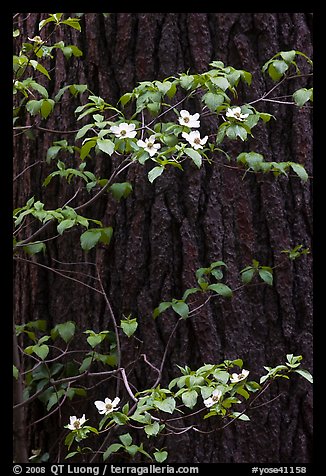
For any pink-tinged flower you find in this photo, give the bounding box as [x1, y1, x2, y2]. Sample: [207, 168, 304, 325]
[110, 122, 137, 139]
[182, 130, 208, 150]
[178, 110, 200, 128]
[94, 397, 120, 415]
[66, 414, 87, 431]
[203, 389, 222, 408]
[137, 135, 161, 157]
[230, 369, 249, 383]
[226, 107, 249, 122]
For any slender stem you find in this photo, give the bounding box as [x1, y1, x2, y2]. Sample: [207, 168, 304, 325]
[120, 368, 138, 402]
[96, 266, 122, 395]
[27, 386, 70, 427]
[13, 161, 43, 181]
[153, 318, 182, 388]
[14, 256, 104, 295]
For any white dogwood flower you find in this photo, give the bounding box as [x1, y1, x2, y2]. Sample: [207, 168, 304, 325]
[204, 389, 223, 408]
[182, 130, 208, 150]
[230, 369, 250, 383]
[67, 414, 87, 431]
[110, 122, 137, 139]
[94, 397, 120, 415]
[137, 135, 161, 157]
[226, 106, 249, 122]
[178, 110, 200, 128]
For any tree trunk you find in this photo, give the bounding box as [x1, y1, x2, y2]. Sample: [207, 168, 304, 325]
[13, 12, 313, 463]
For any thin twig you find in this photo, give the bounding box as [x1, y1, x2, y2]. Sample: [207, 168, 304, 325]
[96, 266, 122, 395]
[14, 256, 103, 295]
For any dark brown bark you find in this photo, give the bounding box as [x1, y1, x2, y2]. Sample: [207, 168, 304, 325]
[13, 13, 313, 463]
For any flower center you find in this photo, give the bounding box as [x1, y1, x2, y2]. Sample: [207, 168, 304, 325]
[105, 403, 113, 411]
[147, 142, 153, 148]
[194, 138, 201, 144]
[120, 129, 127, 136]
[73, 421, 81, 429]
[212, 394, 220, 402]
[184, 117, 189, 123]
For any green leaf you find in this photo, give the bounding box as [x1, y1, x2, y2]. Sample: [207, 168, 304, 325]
[232, 359, 243, 368]
[57, 219, 75, 235]
[181, 390, 198, 409]
[207, 283, 233, 298]
[52, 322, 76, 343]
[231, 412, 250, 421]
[202, 92, 224, 111]
[290, 163, 308, 182]
[80, 229, 102, 251]
[119, 433, 133, 447]
[280, 50, 296, 64]
[226, 124, 247, 141]
[61, 18, 81, 31]
[182, 287, 200, 301]
[80, 139, 97, 160]
[75, 124, 93, 140]
[29, 81, 49, 98]
[147, 102, 161, 116]
[23, 242, 46, 255]
[245, 381, 261, 392]
[268, 60, 289, 81]
[103, 443, 123, 461]
[148, 166, 164, 183]
[33, 344, 49, 360]
[125, 445, 139, 457]
[13, 365, 19, 380]
[213, 370, 230, 384]
[30, 61, 51, 80]
[109, 182, 133, 201]
[171, 301, 189, 319]
[154, 397, 176, 414]
[184, 148, 202, 168]
[144, 421, 160, 437]
[111, 412, 129, 426]
[79, 356, 93, 373]
[293, 88, 312, 107]
[154, 450, 168, 463]
[236, 387, 250, 400]
[120, 318, 138, 338]
[258, 269, 273, 286]
[240, 70, 252, 85]
[153, 301, 172, 319]
[259, 112, 273, 123]
[119, 92, 133, 107]
[39, 15, 57, 30]
[212, 76, 229, 91]
[87, 335, 104, 348]
[97, 138, 115, 156]
[179, 74, 195, 90]
[26, 100, 42, 116]
[99, 227, 113, 246]
[46, 146, 62, 162]
[293, 369, 313, 383]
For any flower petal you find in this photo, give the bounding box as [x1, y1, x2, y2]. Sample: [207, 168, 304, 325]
[204, 398, 214, 408]
[112, 397, 120, 407]
[80, 414, 86, 425]
[94, 400, 106, 411]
